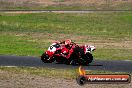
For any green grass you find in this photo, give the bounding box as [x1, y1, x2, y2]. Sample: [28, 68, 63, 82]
[0, 12, 132, 37]
[0, 33, 41, 56]
[94, 49, 132, 60]
[0, 67, 77, 79]
[0, 66, 127, 79]
[0, 12, 132, 60]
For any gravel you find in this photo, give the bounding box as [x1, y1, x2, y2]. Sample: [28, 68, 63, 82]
[0, 70, 131, 88]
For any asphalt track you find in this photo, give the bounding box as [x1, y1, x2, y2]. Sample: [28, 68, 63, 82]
[0, 55, 132, 72]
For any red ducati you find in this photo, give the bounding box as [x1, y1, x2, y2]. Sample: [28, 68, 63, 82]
[41, 42, 95, 65]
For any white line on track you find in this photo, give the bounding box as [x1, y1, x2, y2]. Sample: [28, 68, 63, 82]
[3, 66, 18, 67]
[123, 60, 132, 62]
[2, 66, 38, 69]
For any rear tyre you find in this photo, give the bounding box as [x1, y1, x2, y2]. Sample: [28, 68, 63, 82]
[65, 59, 71, 65]
[41, 53, 55, 63]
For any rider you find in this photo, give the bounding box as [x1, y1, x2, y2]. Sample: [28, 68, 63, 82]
[59, 39, 74, 59]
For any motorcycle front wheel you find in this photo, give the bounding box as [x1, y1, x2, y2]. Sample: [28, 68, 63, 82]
[85, 53, 93, 64]
[41, 53, 55, 63]
[81, 53, 93, 65]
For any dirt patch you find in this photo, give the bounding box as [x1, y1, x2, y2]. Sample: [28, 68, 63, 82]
[85, 41, 132, 49]
[26, 0, 132, 6]
[0, 0, 132, 7]
[0, 70, 132, 88]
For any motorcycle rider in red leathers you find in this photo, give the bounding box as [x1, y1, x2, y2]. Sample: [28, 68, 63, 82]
[58, 39, 74, 59]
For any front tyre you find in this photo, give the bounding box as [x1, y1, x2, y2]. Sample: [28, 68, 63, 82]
[41, 53, 55, 63]
[83, 53, 93, 65]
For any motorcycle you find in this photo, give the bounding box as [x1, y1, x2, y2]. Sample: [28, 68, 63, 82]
[41, 42, 95, 65]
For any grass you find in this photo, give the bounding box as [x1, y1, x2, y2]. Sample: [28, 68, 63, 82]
[0, 32, 42, 56]
[0, 67, 77, 79]
[0, 12, 132, 37]
[0, 12, 132, 60]
[0, 66, 128, 79]
[94, 49, 132, 60]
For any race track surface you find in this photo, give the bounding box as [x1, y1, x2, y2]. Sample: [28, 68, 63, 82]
[0, 55, 132, 72]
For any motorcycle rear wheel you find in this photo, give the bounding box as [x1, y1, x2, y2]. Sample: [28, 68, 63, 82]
[70, 59, 78, 66]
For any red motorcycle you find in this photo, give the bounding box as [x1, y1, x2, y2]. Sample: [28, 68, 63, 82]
[41, 42, 95, 65]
